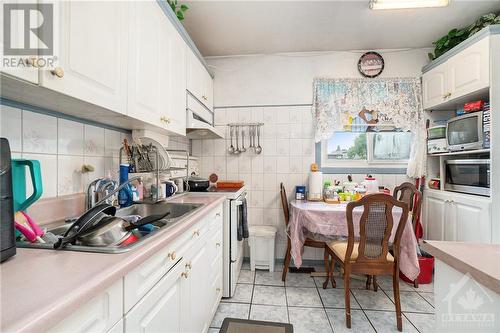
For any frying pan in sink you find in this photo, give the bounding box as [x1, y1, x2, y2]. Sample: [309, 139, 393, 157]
[75, 211, 171, 247]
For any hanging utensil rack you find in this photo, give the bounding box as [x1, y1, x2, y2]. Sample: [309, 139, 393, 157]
[227, 123, 264, 155]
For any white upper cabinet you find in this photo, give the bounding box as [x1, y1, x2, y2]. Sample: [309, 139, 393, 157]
[127, 0, 166, 128]
[40, 1, 128, 114]
[0, 0, 39, 84]
[422, 36, 490, 110]
[446, 37, 489, 100]
[187, 50, 213, 111]
[127, 1, 187, 136]
[422, 65, 447, 110]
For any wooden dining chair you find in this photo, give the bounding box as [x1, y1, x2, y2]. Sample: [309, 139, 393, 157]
[366, 182, 423, 290]
[280, 183, 328, 282]
[323, 193, 409, 331]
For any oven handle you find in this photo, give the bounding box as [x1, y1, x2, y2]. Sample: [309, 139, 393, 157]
[445, 159, 490, 165]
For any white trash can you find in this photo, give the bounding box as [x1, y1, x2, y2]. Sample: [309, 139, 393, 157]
[249, 226, 277, 272]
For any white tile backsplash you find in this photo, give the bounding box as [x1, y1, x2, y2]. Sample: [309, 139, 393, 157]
[23, 111, 58, 154]
[84, 125, 105, 156]
[58, 119, 84, 156]
[0, 105, 22, 152]
[0, 103, 143, 199]
[193, 105, 411, 260]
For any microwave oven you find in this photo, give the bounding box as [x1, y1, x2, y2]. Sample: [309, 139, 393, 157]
[444, 159, 490, 196]
[446, 111, 489, 152]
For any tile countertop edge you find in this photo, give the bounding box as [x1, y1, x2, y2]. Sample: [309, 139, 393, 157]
[421, 240, 500, 294]
[0, 194, 226, 333]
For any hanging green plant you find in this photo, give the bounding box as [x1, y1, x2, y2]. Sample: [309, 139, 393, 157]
[167, 0, 189, 21]
[428, 12, 500, 61]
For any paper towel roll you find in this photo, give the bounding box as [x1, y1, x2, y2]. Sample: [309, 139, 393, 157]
[308, 171, 323, 200]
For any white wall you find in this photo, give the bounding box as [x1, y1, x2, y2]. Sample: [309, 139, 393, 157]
[195, 48, 431, 260]
[208, 48, 431, 107]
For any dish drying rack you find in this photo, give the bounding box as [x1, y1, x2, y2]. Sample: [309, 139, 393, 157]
[119, 138, 188, 201]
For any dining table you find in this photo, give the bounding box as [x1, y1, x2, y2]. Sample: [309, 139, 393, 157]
[288, 199, 421, 281]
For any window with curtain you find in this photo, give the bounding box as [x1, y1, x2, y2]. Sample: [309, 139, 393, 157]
[312, 77, 426, 177]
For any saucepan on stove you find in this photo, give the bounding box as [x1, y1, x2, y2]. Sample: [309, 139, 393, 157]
[54, 204, 170, 249]
[187, 176, 210, 192]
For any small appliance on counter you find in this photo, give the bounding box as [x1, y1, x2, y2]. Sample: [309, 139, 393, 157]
[427, 125, 447, 154]
[1, 138, 16, 262]
[188, 175, 210, 192]
[446, 111, 489, 152]
[295, 186, 306, 200]
[444, 159, 490, 196]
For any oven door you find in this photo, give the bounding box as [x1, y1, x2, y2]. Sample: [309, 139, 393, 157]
[444, 159, 490, 196]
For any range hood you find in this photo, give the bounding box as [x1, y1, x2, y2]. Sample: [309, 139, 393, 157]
[186, 94, 225, 139]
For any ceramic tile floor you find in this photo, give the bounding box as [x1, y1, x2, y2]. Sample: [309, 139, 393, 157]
[209, 263, 435, 333]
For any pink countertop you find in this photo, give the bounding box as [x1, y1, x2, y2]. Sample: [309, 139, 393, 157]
[421, 240, 500, 293]
[0, 194, 226, 333]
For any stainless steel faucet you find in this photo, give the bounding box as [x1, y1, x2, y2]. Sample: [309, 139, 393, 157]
[86, 178, 119, 209]
[94, 176, 142, 207]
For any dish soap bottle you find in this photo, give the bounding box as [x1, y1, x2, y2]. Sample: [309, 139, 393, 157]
[118, 164, 133, 208]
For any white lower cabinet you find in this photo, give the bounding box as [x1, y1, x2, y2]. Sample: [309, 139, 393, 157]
[423, 190, 491, 243]
[47, 280, 123, 333]
[124, 258, 186, 333]
[45, 204, 223, 333]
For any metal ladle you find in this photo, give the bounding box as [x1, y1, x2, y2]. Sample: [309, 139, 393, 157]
[255, 125, 262, 154]
[227, 126, 235, 154]
[240, 127, 247, 152]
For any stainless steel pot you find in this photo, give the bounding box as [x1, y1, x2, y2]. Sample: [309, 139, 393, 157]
[76, 211, 171, 247]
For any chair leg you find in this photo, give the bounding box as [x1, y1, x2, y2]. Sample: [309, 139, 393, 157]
[282, 242, 292, 282]
[413, 278, 419, 289]
[331, 259, 337, 288]
[365, 275, 372, 290]
[373, 275, 378, 292]
[393, 270, 403, 332]
[323, 253, 333, 289]
[344, 268, 351, 329]
[323, 247, 330, 276]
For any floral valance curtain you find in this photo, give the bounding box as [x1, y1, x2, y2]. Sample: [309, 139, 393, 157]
[312, 77, 426, 178]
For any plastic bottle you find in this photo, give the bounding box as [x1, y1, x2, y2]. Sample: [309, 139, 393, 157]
[118, 164, 133, 207]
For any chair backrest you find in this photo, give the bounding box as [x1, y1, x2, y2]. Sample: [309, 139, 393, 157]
[345, 193, 409, 264]
[280, 182, 290, 226]
[393, 182, 422, 233]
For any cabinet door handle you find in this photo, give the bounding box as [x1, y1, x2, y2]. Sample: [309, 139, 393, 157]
[215, 212, 221, 217]
[181, 271, 189, 279]
[193, 230, 200, 236]
[25, 58, 39, 67]
[168, 251, 177, 260]
[216, 242, 221, 247]
[185, 261, 192, 269]
[50, 67, 64, 78]
[216, 288, 221, 292]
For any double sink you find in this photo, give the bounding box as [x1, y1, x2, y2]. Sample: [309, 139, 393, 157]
[17, 201, 204, 253]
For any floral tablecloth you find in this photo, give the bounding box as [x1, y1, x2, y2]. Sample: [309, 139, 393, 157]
[288, 200, 420, 280]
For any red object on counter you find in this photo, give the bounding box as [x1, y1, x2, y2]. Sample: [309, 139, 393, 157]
[464, 100, 484, 113]
[217, 181, 245, 189]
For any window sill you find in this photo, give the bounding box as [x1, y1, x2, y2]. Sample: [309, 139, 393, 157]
[319, 166, 408, 174]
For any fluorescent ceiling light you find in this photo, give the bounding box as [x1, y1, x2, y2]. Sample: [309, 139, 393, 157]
[370, 0, 450, 10]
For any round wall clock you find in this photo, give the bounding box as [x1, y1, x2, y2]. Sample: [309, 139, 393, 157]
[358, 52, 385, 78]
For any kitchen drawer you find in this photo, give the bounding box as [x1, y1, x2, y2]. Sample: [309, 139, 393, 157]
[47, 279, 123, 333]
[207, 205, 223, 231]
[124, 231, 191, 313]
[209, 271, 223, 320]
